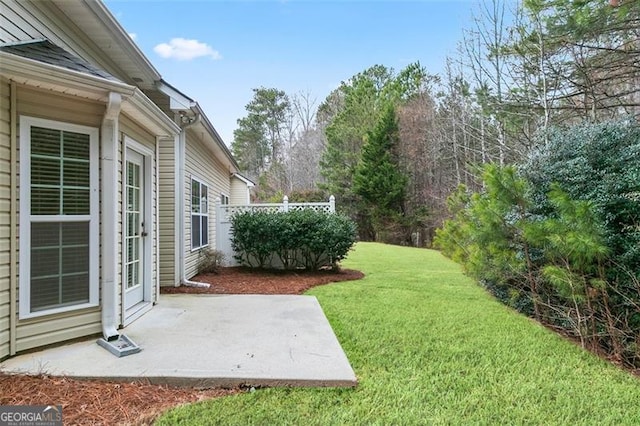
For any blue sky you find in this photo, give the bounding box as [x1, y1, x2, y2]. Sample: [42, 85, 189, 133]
[105, 0, 489, 145]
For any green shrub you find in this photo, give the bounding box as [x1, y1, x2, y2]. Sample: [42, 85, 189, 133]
[196, 248, 226, 274]
[229, 211, 278, 268]
[522, 119, 640, 281]
[230, 209, 357, 270]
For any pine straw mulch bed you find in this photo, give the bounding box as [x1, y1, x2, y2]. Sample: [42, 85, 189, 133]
[0, 266, 364, 425]
[161, 266, 365, 295]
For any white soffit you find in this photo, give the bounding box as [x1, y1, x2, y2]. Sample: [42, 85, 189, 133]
[48, 0, 160, 89]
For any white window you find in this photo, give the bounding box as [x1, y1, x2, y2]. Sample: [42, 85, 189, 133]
[191, 177, 209, 250]
[220, 193, 229, 205]
[19, 117, 99, 318]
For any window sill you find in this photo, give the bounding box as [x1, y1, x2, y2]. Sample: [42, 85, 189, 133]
[190, 244, 210, 253]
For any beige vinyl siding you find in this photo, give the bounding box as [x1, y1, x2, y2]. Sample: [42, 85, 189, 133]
[16, 310, 101, 352]
[15, 86, 105, 127]
[0, 0, 48, 44]
[0, 302, 9, 359]
[230, 177, 250, 205]
[14, 86, 102, 352]
[120, 115, 158, 304]
[158, 137, 176, 287]
[0, 80, 11, 359]
[183, 132, 231, 279]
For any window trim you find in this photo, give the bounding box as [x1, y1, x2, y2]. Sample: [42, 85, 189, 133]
[19, 116, 99, 319]
[220, 193, 230, 205]
[190, 176, 209, 251]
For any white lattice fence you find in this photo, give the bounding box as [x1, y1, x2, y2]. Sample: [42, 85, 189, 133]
[216, 196, 335, 266]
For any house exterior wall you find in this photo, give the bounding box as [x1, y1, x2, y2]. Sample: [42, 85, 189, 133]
[230, 176, 250, 205]
[1, 0, 240, 355]
[0, 80, 11, 359]
[158, 137, 176, 287]
[14, 86, 103, 352]
[183, 131, 231, 280]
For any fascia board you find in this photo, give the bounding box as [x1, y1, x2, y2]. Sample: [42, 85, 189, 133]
[193, 103, 241, 171]
[156, 80, 197, 111]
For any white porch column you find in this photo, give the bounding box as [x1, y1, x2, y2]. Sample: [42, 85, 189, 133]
[100, 92, 121, 340]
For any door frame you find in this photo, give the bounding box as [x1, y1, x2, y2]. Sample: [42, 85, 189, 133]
[121, 136, 154, 325]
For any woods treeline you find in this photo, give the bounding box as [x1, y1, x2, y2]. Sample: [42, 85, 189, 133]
[232, 0, 639, 242]
[230, 1, 640, 366]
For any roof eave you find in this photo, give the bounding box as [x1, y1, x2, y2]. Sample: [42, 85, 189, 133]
[232, 173, 255, 187]
[0, 51, 179, 137]
[156, 80, 197, 111]
[192, 103, 240, 172]
[124, 90, 181, 137]
[0, 51, 135, 98]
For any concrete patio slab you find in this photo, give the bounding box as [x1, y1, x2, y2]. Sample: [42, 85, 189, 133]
[0, 294, 358, 388]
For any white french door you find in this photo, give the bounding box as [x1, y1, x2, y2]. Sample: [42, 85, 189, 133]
[124, 149, 147, 311]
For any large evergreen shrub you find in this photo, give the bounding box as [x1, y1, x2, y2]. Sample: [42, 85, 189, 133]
[435, 119, 640, 367]
[230, 209, 357, 270]
[521, 119, 640, 287]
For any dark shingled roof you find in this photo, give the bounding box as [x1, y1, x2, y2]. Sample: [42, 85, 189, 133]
[0, 39, 119, 81]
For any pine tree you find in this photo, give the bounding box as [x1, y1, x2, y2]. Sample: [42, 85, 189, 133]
[353, 104, 407, 237]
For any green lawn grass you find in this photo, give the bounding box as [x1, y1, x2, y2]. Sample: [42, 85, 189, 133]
[156, 242, 640, 425]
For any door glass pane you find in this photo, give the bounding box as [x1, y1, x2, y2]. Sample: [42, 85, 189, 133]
[126, 215, 138, 243]
[126, 261, 133, 289]
[127, 161, 139, 187]
[132, 238, 139, 262]
[132, 263, 138, 288]
[132, 187, 139, 211]
[125, 157, 142, 291]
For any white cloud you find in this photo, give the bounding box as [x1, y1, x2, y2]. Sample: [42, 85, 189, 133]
[128, 33, 137, 41]
[153, 38, 222, 61]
